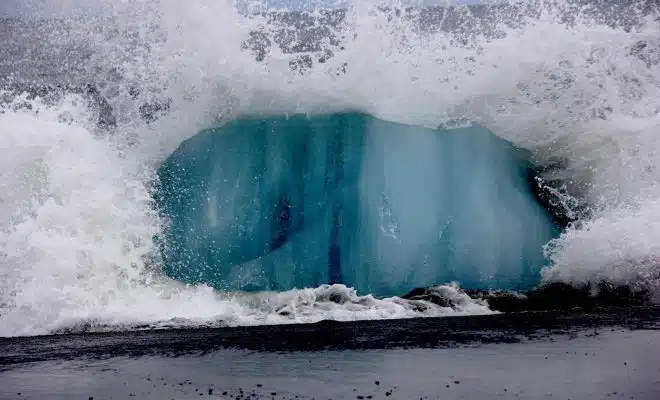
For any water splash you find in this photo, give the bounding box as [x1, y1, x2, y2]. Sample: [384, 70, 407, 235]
[1, 0, 659, 336]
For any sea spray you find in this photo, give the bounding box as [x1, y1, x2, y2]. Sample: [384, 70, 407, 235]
[0, 0, 658, 336]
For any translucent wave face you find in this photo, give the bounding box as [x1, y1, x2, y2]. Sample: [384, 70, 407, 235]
[1, 0, 659, 336]
[156, 113, 558, 296]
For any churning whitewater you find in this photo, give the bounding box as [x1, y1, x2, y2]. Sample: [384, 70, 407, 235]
[1, 0, 659, 337]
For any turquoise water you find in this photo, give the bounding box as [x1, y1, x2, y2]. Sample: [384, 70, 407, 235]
[156, 112, 559, 296]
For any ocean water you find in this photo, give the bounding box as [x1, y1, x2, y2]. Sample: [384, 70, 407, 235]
[1, 0, 660, 337]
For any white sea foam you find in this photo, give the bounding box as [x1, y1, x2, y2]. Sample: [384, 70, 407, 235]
[1, 0, 659, 336]
[0, 93, 492, 337]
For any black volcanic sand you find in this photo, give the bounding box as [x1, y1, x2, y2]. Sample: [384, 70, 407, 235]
[1, 306, 660, 399]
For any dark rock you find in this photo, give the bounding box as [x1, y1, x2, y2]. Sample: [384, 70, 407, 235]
[401, 287, 454, 308]
[469, 282, 652, 312]
[328, 291, 345, 304]
[403, 281, 651, 313]
[276, 306, 291, 317]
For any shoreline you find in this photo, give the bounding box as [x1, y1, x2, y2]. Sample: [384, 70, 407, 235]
[1, 307, 659, 399]
[2, 305, 659, 368]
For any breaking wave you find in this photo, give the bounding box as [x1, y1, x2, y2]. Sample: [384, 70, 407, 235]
[1, 0, 659, 336]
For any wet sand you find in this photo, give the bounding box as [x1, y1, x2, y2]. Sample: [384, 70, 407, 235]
[1, 307, 660, 399]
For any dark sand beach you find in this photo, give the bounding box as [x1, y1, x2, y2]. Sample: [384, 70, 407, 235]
[2, 307, 659, 400]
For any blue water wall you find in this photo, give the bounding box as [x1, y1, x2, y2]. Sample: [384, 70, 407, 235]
[156, 113, 559, 296]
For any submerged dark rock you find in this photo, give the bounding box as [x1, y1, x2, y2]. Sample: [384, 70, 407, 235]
[400, 287, 457, 309]
[402, 282, 652, 313]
